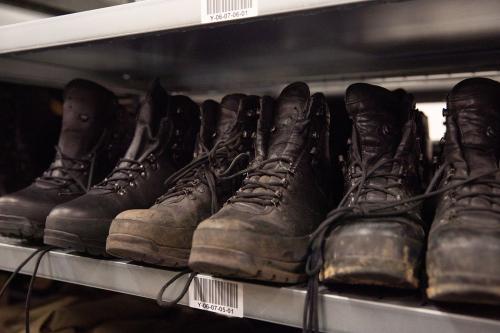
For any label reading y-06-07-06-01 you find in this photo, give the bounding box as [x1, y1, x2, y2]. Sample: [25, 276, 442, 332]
[201, 0, 258, 23]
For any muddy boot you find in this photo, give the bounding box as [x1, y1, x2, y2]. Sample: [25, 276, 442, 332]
[0, 79, 122, 240]
[321, 83, 431, 289]
[106, 94, 264, 266]
[44, 80, 200, 255]
[188, 82, 331, 284]
[426, 78, 500, 304]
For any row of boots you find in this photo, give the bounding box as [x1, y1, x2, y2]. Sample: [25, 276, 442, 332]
[0, 77, 499, 307]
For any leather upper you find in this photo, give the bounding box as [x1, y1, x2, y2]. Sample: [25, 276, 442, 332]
[429, 78, 500, 240]
[46, 80, 200, 228]
[197, 82, 332, 238]
[0, 79, 124, 224]
[340, 83, 430, 231]
[150, 93, 263, 222]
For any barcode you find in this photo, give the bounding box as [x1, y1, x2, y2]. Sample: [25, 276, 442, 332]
[206, 0, 253, 15]
[193, 276, 239, 308]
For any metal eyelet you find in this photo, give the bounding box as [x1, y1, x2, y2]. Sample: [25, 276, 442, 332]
[117, 189, 126, 196]
[382, 125, 390, 136]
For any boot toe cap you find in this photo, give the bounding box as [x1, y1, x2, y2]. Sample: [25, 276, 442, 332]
[0, 193, 54, 223]
[45, 201, 114, 241]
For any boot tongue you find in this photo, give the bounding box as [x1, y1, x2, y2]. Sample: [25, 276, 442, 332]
[58, 79, 114, 159]
[447, 78, 500, 172]
[121, 80, 169, 163]
[346, 83, 405, 162]
[254, 96, 275, 161]
[213, 94, 244, 144]
[268, 82, 310, 159]
[193, 100, 219, 156]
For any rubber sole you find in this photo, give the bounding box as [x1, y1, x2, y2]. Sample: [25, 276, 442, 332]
[427, 239, 500, 305]
[106, 233, 190, 267]
[44, 228, 107, 256]
[189, 228, 308, 284]
[106, 218, 194, 267]
[322, 227, 423, 289]
[0, 214, 44, 240]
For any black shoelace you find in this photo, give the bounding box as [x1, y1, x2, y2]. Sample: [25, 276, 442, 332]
[154, 134, 254, 306]
[446, 174, 500, 215]
[302, 159, 499, 333]
[226, 156, 294, 206]
[36, 133, 107, 194]
[0, 246, 56, 333]
[155, 134, 249, 214]
[93, 157, 151, 193]
[93, 132, 163, 193]
[36, 146, 97, 194]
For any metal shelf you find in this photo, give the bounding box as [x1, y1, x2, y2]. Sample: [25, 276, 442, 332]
[0, 239, 499, 333]
[0, 0, 369, 54]
[1, 0, 500, 96]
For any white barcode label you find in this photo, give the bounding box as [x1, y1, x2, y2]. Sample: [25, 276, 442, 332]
[201, 0, 258, 23]
[188, 274, 243, 317]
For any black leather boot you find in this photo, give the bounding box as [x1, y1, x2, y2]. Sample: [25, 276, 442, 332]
[44, 80, 200, 255]
[0, 79, 124, 240]
[321, 83, 431, 288]
[188, 82, 331, 284]
[106, 94, 265, 266]
[427, 78, 500, 304]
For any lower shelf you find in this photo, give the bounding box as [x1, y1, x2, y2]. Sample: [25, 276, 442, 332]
[0, 238, 499, 333]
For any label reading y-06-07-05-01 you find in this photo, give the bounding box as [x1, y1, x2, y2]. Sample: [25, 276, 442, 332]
[188, 274, 244, 317]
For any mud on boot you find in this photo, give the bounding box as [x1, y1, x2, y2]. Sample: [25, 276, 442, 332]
[189, 82, 332, 284]
[426, 78, 500, 305]
[106, 94, 265, 266]
[321, 83, 431, 289]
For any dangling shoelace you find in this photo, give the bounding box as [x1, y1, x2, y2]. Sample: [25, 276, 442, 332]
[302, 159, 500, 333]
[154, 157, 298, 306]
[36, 146, 97, 194]
[0, 246, 56, 333]
[153, 134, 256, 306]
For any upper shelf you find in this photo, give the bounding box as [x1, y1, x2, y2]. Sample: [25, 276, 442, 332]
[1, 0, 500, 97]
[0, 0, 369, 54]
